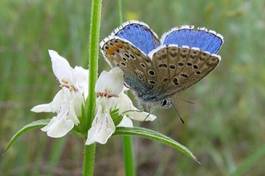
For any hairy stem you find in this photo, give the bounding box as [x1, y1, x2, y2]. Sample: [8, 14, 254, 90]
[82, 0, 102, 175]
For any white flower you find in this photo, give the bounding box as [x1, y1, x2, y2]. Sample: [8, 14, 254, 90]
[31, 50, 88, 138]
[85, 67, 156, 145]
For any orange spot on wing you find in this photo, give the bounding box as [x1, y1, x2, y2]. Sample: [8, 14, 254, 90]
[106, 46, 117, 55]
[106, 43, 124, 55]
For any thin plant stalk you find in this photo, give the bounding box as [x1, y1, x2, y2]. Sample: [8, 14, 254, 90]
[85, 0, 102, 130]
[82, 0, 102, 175]
[122, 136, 136, 176]
[118, 0, 123, 22]
[83, 144, 96, 176]
[118, 0, 136, 175]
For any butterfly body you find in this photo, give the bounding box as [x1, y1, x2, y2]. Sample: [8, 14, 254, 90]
[100, 21, 223, 105]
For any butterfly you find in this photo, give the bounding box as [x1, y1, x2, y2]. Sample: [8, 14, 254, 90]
[100, 20, 223, 108]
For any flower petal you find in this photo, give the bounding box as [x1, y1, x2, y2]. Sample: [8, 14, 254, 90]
[68, 93, 81, 125]
[50, 89, 68, 112]
[31, 89, 65, 113]
[127, 111, 157, 121]
[96, 67, 124, 95]
[73, 66, 88, 86]
[41, 116, 57, 132]
[48, 50, 73, 83]
[57, 89, 81, 125]
[115, 92, 134, 112]
[41, 113, 75, 138]
[72, 92, 84, 117]
[31, 104, 52, 113]
[85, 106, 115, 145]
[73, 66, 89, 96]
[117, 116, 133, 127]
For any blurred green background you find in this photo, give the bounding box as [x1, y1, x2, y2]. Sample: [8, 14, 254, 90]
[1, 0, 265, 175]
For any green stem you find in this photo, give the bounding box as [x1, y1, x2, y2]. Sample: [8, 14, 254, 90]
[117, 1, 136, 175]
[122, 136, 136, 176]
[83, 144, 96, 176]
[85, 0, 102, 130]
[118, 0, 123, 23]
[82, 0, 102, 175]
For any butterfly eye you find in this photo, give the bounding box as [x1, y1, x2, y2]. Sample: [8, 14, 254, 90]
[160, 99, 171, 108]
[161, 99, 168, 106]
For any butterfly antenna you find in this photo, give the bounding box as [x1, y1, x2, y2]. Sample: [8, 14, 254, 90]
[172, 102, 185, 124]
[176, 96, 195, 105]
[181, 98, 195, 105]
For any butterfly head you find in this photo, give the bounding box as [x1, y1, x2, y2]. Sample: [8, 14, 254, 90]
[160, 99, 172, 109]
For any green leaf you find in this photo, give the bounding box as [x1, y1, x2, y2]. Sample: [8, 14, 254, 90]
[110, 108, 123, 126]
[3, 119, 50, 153]
[115, 127, 200, 164]
[230, 144, 265, 176]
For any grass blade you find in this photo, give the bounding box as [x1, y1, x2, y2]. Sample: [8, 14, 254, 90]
[3, 119, 50, 154]
[115, 127, 199, 164]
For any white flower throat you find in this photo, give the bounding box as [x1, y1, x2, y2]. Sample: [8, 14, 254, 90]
[60, 79, 78, 92]
[96, 90, 118, 98]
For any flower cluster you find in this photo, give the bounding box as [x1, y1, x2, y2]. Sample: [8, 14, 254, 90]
[31, 50, 156, 144]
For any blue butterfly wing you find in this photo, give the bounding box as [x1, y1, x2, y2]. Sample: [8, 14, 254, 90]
[162, 26, 223, 54]
[114, 21, 160, 54]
